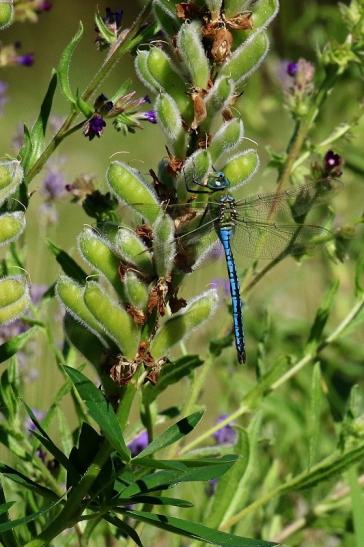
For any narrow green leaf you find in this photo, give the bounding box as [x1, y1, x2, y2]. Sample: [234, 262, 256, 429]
[95, 10, 116, 44]
[122, 510, 277, 546]
[0, 498, 62, 533]
[0, 502, 15, 516]
[48, 240, 87, 283]
[104, 515, 144, 546]
[0, 465, 58, 501]
[0, 327, 41, 364]
[134, 411, 204, 459]
[0, 482, 18, 547]
[30, 71, 58, 166]
[347, 466, 364, 546]
[57, 22, 84, 104]
[307, 363, 323, 469]
[307, 281, 339, 345]
[143, 355, 203, 404]
[120, 495, 193, 508]
[63, 366, 130, 462]
[355, 253, 364, 296]
[18, 124, 33, 170]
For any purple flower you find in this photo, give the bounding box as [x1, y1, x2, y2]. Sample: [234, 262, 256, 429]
[104, 7, 123, 29]
[206, 478, 218, 497]
[83, 114, 106, 140]
[0, 320, 28, 344]
[139, 110, 157, 124]
[16, 54, 34, 67]
[143, 95, 151, 104]
[0, 81, 8, 116]
[324, 150, 343, 177]
[30, 284, 47, 304]
[211, 278, 230, 298]
[128, 430, 149, 457]
[42, 168, 66, 201]
[286, 62, 298, 77]
[36, 1, 53, 12]
[24, 409, 45, 433]
[213, 414, 237, 445]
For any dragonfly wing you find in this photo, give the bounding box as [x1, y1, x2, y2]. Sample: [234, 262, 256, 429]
[231, 220, 328, 260]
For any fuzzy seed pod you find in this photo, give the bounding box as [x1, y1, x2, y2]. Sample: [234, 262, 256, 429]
[0, 212, 26, 247]
[201, 77, 235, 131]
[153, 0, 180, 36]
[177, 149, 211, 199]
[209, 119, 245, 165]
[0, 0, 14, 30]
[107, 161, 160, 223]
[115, 227, 154, 277]
[84, 282, 140, 358]
[0, 276, 30, 325]
[177, 21, 210, 90]
[150, 289, 218, 357]
[0, 160, 23, 206]
[224, 0, 249, 18]
[124, 271, 149, 312]
[223, 149, 260, 189]
[153, 212, 176, 277]
[155, 93, 188, 158]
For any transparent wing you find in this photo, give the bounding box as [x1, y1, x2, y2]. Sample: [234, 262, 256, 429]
[230, 220, 328, 259]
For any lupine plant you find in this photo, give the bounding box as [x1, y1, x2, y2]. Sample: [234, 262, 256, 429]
[0, 0, 363, 545]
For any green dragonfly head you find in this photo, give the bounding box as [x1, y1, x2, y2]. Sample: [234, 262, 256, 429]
[206, 170, 230, 192]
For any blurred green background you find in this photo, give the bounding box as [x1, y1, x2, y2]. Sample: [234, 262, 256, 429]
[0, 0, 363, 426]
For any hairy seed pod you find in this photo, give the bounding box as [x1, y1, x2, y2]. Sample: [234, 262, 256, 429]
[177, 21, 210, 90]
[223, 149, 260, 189]
[146, 48, 194, 121]
[78, 228, 125, 299]
[115, 227, 154, 277]
[201, 77, 235, 131]
[153, 0, 180, 36]
[56, 276, 106, 342]
[150, 289, 218, 357]
[209, 119, 245, 165]
[221, 30, 269, 91]
[0, 0, 14, 30]
[135, 50, 161, 94]
[0, 276, 30, 325]
[0, 212, 26, 247]
[246, 0, 279, 32]
[107, 161, 160, 223]
[155, 93, 188, 158]
[0, 160, 23, 206]
[153, 212, 176, 277]
[224, 0, 249, 18]
[177, 149, 211, 200]
[84, 282, 140, 358]
[124, 271, 149, 312]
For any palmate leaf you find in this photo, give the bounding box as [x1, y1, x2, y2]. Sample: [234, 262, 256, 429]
[121, 509, 277, 546]
[63, 366, 130, 462]
[134, 410, 204, 460]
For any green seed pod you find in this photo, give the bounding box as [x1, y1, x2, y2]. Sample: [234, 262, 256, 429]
[155, 93, 188, 158]
[158, 159, 178, 190]
[221, 30, 269, 91]
[177, 149, 211, 199]
[205, 0, 223, 20]
[135, 50, 161, 95]
[153, 212, 176, 277]
[150, 289, 218, 358]
[124, 271, 149, 312]
[107, 161, 159, 223]
[209, 119, 245, 165]
[247, 0, 279, 32]
[153, 0, 180, 37]
[146, 48, 193, 121]
[0, 212, 26, 247]
[224, 0, 246, 18]
[56, 276, 107, 343]
[115, 227, 154, 277]
[223, 149, 260, 189]
[78, 228, 124, 298]
[201, 77, 235, 131]
[84, 282, 140, 358]
[0, 277, 30, 325]
[177, 21, 210, 90]
[0, 160, 23, 206]
[0, 0, 14, 30]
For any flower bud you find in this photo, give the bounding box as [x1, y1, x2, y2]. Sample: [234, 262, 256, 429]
[115, 227, 154, 277]
[107, 161, 159, 223]
[56, 276, 106, 341]
[0, 160, 23, 206]
[78, 228, 124, 299]
[223, 149, 260, 189]
[84, 282, 140, 358]
[150, 289, 218, 357]
[221, 30, 269, 91]
[177, 21, 210, 90]
[0, 212, 25, 247]
[0, 0, 13, 30]
[153, 212, 176, 277]
[0, 277, 30, 325]
[124, 271, 149, 312]
[209, 119, 245, 164]
[153, 0, 180, 36]
[155, 93, 188, 158]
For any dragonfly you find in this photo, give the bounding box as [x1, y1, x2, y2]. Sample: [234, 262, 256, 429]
[126, 170, 338, 364]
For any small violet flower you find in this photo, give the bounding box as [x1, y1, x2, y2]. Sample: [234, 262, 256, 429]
[324, 150, 343, 177]
[24, 409, 45, 433]
[286, 61, 298, 77]
[16, 53, 34, 67]
[0, 81, 8, 115]
[83, 114, 106, 141]
[206, 478, 218, 497]
[128, 430, 149, 457]
[104, 7, 123, 30]
[36, 1, 53, 12]
[213, 414, 237, 445]
[42, 168, 66, 201]
[138, 110, 157, 125]
[211, 278, 230, 298]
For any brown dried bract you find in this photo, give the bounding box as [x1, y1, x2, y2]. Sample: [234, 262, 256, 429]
[225, 11, 253, 31]
[211, 27, 233, 63]
[126, 305, 146, 325]
[176, 2, 202, 20]
[110, 355, 138, 386]
[147, 276, 171, 316]
[191, 89, 207, 130]
[136, 224, 153, 246]
[137, 341, 154, 367]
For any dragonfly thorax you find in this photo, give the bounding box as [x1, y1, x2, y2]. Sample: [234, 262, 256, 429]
[217, 194, 238, 227]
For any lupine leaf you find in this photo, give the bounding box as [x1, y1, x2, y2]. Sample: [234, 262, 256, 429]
[48, 240, 87, 283]
[121, 510, 277, 546]
[0, 326, 41, 364]
[30, 71, 58, 166]
[143, 355, 203, 404]
[307, 281, 339, 345]
[104, 515, 144, 546]
[0, 483, 17, 547]
[120, 495, 193, 508]
[307, 363, 323, 469]
[134, 411, 204, 459]
[57, 22, 84, 104]
[0, 465, 58, 501]
[63, 366, 130, 462]
[0, 498, 62, 533]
